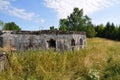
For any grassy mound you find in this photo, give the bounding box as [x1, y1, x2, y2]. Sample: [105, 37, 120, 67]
[0, 38, 120, 80]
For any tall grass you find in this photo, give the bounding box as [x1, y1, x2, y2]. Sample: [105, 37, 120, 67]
[0, 38, 120, 80]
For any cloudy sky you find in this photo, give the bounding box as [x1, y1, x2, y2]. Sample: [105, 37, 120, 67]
[0, 0, 120, 30]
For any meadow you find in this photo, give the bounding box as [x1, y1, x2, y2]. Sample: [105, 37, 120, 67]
[0, 38, 120, 80]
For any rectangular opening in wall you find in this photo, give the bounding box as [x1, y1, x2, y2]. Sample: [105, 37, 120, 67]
[80, 38, 83, 45]
[71, 39, 75, 46]
[47, 39, 56, 48]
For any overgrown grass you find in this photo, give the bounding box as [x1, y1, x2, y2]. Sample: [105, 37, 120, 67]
[0, 38, 120, 80]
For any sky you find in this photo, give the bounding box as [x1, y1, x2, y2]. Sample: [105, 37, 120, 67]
[0, 0, 120, 30]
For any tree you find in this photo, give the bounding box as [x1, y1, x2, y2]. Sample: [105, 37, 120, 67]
[50, 26, 57, 30]
[3, 22, 21, 30]
[111, 23, 117, 39]
[86, 24, 96, 38]
[67, 8, 86, 31]
[103, 22, 116, 39]
[95, 24, 105, 37]
[95, 22, 120, 40]
[117, 26, 120, 40]
[103, 22, 111, 38]
[59, 19, 68, 31]
[59, 7, 96, 38]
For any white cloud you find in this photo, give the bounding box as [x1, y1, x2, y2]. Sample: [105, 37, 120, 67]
[40, 19, 45, 23]
[0, 0, 44, 23]
[8, 7, 35, 20]
[45, 0, 119, 19]
[0, 0, 10, 10]
[34, 19, 45, 23]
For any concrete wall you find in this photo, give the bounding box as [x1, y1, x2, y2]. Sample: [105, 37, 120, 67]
[0, 30, 86, 51]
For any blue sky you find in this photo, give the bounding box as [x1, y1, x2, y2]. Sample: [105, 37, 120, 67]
[0, 0, 120, 30]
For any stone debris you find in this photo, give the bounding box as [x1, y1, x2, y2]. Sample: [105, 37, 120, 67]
[0, 52, 8, 72]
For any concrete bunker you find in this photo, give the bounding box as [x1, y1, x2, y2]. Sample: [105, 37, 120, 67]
[0, 30, 86, 51]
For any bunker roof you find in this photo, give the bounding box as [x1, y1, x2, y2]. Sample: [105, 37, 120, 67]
[0, 30, 86, 35]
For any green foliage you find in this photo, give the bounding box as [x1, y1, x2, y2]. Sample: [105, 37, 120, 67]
[95, 22, 120, 40]
[3, 22, 21, 30]
[104, 22, 116, 39]
[95, 24, 104, 37]
[103, 59, 120, 80]
[86, 25, 96, 38]
[67, 8, 85, 31]
[59, 19, 68, 31]
[0, 38, 120, 80]
[117, 26, 120, 40]
[59, 7, 96, 38]
[50, 26, 57, 30]
[88, 68, 100, 80]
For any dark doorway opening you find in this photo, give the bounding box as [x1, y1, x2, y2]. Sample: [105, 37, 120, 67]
[80, 38, 83, 45]
[0, 37, 3, 48]
[71, 39, 75, 46]
[47, 39, 56, 48]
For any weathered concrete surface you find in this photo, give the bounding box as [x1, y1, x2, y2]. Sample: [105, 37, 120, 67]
[0, 30, 86, 51]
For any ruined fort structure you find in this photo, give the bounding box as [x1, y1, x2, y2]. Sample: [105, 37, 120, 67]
[0, 30, 86, 51]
